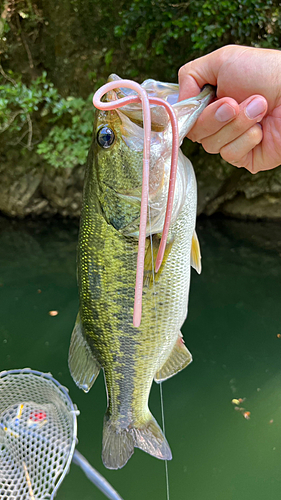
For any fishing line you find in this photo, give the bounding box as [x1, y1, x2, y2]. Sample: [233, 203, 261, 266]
[160, 383, 170, 500]
[147, 194, 170, 500]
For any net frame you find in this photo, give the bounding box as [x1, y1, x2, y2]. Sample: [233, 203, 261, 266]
[0, 368, 78, 500]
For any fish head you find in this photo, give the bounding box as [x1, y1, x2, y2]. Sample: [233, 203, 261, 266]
[94, 89, 144, 197]
[93, 75, 215, 235]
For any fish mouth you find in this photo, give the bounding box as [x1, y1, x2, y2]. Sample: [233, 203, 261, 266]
[106, 74, 180, 131]
[105, 75, 215, 133]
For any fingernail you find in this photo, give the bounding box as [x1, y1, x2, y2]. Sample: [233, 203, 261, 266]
[245, 97, 267, 119]
[215, 103, 236, 122]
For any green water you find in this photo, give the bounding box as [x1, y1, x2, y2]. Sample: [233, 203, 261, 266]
[0, 215, 281, 500]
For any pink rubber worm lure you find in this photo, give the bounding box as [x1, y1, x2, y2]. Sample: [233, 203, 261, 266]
[93, 80, 179, 327]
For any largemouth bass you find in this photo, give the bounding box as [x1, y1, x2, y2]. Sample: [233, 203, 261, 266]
[68, 77, 215, 469]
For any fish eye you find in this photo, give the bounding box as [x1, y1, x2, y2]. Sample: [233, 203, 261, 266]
[97, 126, 115, 148]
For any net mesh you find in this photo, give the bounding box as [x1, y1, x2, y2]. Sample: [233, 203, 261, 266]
[0, 369, 78, 500]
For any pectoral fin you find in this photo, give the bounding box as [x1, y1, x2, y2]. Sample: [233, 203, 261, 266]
[143, 234, 174, 287]
[191, 230, 202, 274]
[68, 314, 101, 393]
[154, 333, 192, 383]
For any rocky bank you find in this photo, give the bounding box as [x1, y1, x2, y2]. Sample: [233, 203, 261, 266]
[0, 143, 280, 220]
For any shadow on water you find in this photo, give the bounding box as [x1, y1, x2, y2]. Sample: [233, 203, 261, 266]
[0, 214, 281, 500]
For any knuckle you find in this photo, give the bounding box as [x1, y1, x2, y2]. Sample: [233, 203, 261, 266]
[220, 148, 253, 172]
[178, 63, 189, 79]
[244, 157, 259, 174]
[204, 145, 219, 154]
[187, 128, 198, 143]
[178, 60, 197, 80]
[249, 124, 263, 143]
[227, 120, 245, 137]
[201, 138, 220, 154]
[249, 167, 259, 174]
[178, 66, 184, 80]
[219, 145, 237, 163]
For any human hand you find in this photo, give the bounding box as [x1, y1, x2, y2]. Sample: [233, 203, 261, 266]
[178, 45, 281, 173]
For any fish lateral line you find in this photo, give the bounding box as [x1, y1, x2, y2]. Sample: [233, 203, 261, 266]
[93, 80, 179, 328]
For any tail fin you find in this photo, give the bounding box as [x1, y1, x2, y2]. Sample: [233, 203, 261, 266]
[132, 416, 172, 460]
[102, 416, 135, 470]
[102, 412, 172, 469]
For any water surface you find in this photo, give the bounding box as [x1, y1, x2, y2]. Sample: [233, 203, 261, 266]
[0, 215, 281, 500]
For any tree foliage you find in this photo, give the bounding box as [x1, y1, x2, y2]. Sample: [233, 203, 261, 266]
[115, 0, 281, 77]
[0, 69, 93, 168]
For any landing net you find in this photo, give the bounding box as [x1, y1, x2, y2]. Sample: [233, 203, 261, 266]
[0, 368, 77, 500]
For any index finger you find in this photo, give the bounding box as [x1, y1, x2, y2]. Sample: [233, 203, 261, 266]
[178, 49, 224, 101]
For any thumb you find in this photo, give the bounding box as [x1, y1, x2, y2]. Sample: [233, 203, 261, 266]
[178, 49, 223, 101]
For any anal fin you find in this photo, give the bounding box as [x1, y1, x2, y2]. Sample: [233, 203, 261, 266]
[68, 314, 101, 393]
[154, 333, 192, 383]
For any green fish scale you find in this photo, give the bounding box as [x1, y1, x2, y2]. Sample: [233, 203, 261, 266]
[78, 163, 196, 429]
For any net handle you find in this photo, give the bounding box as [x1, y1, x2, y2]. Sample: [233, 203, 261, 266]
[73, 450, 124, 500]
